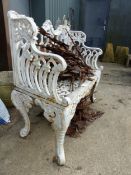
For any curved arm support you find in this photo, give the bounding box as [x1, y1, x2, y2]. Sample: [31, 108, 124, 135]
[31, 43, 68, 105]
[68, 30, 103, 70]
[81, 44, 103, 70]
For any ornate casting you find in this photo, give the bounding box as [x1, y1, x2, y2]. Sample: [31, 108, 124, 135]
[8, 11, 103, 165]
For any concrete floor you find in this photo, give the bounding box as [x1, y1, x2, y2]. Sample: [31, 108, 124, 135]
[0, 63, 131, 175]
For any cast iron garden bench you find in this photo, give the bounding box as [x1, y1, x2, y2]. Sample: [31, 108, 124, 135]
[8, 11, 103, 165]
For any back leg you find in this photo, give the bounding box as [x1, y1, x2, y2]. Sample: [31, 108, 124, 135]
[90, 83, 96, 103]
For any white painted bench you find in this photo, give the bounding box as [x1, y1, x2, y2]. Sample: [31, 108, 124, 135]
[8, 11, 103, 165]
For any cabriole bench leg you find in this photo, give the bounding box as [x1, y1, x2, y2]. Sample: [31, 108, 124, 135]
[54, 130, 66, 165]
[52, 104, 77, 165]
[11, 90, 33, 137]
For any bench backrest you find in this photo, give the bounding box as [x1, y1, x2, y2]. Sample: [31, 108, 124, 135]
[41, 20, 86, 51]
[40, 20, 103, 70]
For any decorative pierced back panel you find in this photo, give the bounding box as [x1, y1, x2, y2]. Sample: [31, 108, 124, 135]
[41, 20, 103, 70]
[57, 28, 102, 69]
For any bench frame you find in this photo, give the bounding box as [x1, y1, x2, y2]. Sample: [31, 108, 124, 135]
[8, 11, 103, 165]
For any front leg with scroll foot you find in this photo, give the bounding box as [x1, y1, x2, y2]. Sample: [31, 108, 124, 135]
[52, 104, 77, 165]
[11, 90, 33, 137]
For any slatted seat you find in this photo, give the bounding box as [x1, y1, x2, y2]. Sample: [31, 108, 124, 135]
[8, 11, 103, 165]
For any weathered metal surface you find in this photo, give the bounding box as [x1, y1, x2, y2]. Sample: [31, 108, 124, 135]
[8, 11, 102, 165]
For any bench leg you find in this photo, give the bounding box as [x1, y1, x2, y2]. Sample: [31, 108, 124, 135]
[90, 83, 96, 103]
[54, 129, 66, 165]
[90, 94, 96, 103]
[52, 104, 77, 165]
[11, 90, 33, 137]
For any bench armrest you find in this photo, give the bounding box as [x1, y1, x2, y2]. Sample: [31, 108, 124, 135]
[80, 44, 103, 70]
[69, 31, 103, 70]
[31, 43, 68, 105]
[8, 11, 69, 105]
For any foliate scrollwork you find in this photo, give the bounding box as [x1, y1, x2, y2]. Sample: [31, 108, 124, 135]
[8, 11, 38, 44]
[40, 21, 103, 71]
[11, 90, 33, 111]
[8, 11, 103, 166]
[8, 11, 68, 105]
